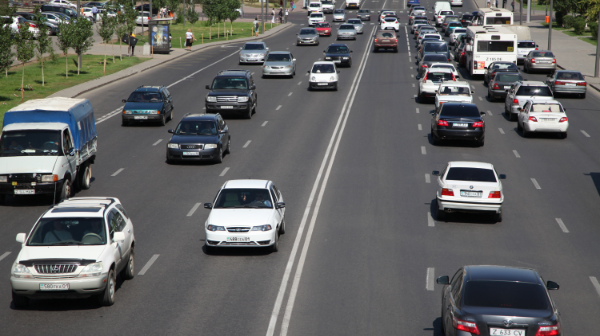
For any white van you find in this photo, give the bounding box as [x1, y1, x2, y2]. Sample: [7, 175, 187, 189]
[433, 1, 451, 16]
[308, 1, 322, 15]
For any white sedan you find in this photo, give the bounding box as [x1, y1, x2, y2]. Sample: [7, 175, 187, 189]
[135, 11, 150, 25]
[429, 63, 460, 79]
[434, 80, 472, 111]
[308, 61, 339, 90]
[433, 161, 505, 222]
[517, 99, 568, 138]
[380, 16, 399, 31]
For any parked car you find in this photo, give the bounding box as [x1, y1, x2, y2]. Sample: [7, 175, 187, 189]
[166, 113, 230, 163]
[135, 11, 150, 26]
[373, 30, 398, 52]
[16, 12, 59, 35]
[524, 50, 556, 73]
[546, 70, 587, 98]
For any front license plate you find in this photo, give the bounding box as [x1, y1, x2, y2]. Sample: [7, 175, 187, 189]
[220, 106, 234, 109]
[182, 152, 199, 156]
[453, 123, 468, 127]
[40, 283, 69, 291]
[14, 189, 34, 195]
[247, 58, 257, 61]
[134, 116, 147, 120]
[460, 190, 482, 197]
[489, 328, 526, 336]
[318, 83, 329, 86]
[566, 83, 576, 86]
[226, 236, 251, 242]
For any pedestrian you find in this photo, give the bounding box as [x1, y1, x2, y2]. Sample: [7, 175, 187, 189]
[185, 29, 196, 51]
[271, 8, 275, 23]
[80, 6, 84, 16]
[285, 8, 288, 23]
[129, 32, 136, 56]
[278, 7, 283, 23]
[495, 0, 498, 7]
[254, 17, 259, 36]
[291, 1, 296, 11]
[511, 0, 514, 11]
[91, 4, 98, 23]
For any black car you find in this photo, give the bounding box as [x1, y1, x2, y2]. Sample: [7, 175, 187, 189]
[357, 9, 371, 20]
[460, 13, 473, 26]
[166, 113, 230, 164]
[121, 86, 174, 126]
[324, 44, 353, 67]
[437, 265, 561, 336]
[488, 72, 523, 101]
[484, 61, 520, 85]
[431, 103, 485, 146]
[205, 70, 257, 119]
[134, 3, 159, 15]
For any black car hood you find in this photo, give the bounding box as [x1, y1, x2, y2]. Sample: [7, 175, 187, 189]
[208, 89, 248, 96]
[169, 134, 219, 144]
[462, 305, 553, 319]
[325, 52, 351, 57]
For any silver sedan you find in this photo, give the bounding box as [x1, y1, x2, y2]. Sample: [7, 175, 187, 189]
[262, 51, 296, 78]
[524, 50, 556, 73]
[546, 70, 587, 98]
[296, 27, 320, 45]
[333, 9, 346, 21]
[346, 18, 364, 34]
[337, 24, 357, 40]
[239, 42, 269, 64]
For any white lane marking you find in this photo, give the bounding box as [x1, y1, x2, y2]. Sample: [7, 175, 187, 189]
[425, 174, 431, 183]
[408, 51, 411, 57]
[513, 150, 520, 158]
[262, 121, 268, 127]
[318, 58, 321, 61]
[421, 146, 426, 155]
[272, 26, 377, 336]
[418, 124, 422, 131]
[243, 140, 251, 148]
[412, 83, 415, 87]
[167, 49, 241, 89]
[152, 139, 163, 146]
[251, 72, 255, 75]
[555, 218, 569, 233]
[138, 254, 160, 275]
[498, 128, 505, 134]
[581, 130, 591, 137]
[276, 105, 282, 110]
[478, 96, 483, 101]
[96, 106, 123, 124]
[187, 203, 201, 217]
[428, 212, 435, 227]
[219, 167, 230, 177]
[416, 108, 420, 113]
[297, 81, 302, 85]
[590, 276, 600, 298]
[0, 252, 11, 262]
[410, 66, 413, 69]
[487, 110, 492, 116]
[111, 168, 124, 177]
[411, 74, 414, 78]
[426, 268, 435, 291]
[288, 92, 293, 97]
[531, 178, 541, 189]
[305, 72, 308, 76]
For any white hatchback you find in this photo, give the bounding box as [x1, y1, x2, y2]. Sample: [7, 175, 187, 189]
[517, 99, 568, 138]
[433, 162, 505, 222]
[308, 61, 339, 90]
[380, 16, 400, 31]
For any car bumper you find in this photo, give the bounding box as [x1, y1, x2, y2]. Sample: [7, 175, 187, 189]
[529, 63, 556, 71]
[317, 31, 332, 36]
[167, 148, 220, 161]
[263, 68, 294, 76]
[337, 35, 356, 39]
[375, 43, 398, 48]
[437, 197, 502, 213]
[489, 89, 509, 99]
[552, 85, 586, 94]
[123, 114, 164, 122]
[206, 103, 250, 113]
[434, 128, 485, 140]
[524, 121, 568, 133]
[310, 81, 337, 89]
[510, 104, 521, 116]
[206, 231, 276, 247]
[358, 16, 371, 20]
[11, 274, 108, 299]
[0, 181, 63, 196]
[323, 8, 334, 13]
[333, 17, 345, 21]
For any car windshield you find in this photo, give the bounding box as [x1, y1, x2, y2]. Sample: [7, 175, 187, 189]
[431, 64, 455, 71]
[426, 72, 454, 82]
[310, 13, 323, 17]
[322, 0, 332, 3]
[424, 43, 448, 52]
[334, 9, 344, 13]
[312, 63, 335, 73]
[516, 86, 552, 96]
[340, 24, 355, 29]
[300, 28, 316, 34]
[531, 51, 554, 57]
[175, 121, 217, 135]
[531, 104, 564, 113]
[266, 53, 292, 62]
[309, 3, 320, 7]
[449, 22, 461, 27]
[414, 20, 427, 24]
[496, 74, 522, 82]
[212, 77, 248, 90]
[453, 29, 466, 34]
[127, 91, 163, 102]
[462, 14, 473, 20]
[214, 188, 274, 208]
[439, 86, 470, 96]
[446, 167, 496, 182]
[423, 54, 448, 62]
[315, 22, 330, 28]
[326, 45, 349, 53]
[243, 43, 265, 50]
[421, 28, 436, 34]
[464, 281, 549, 310]
[27, 217, 107, 246]
[556, 71, 584, 80]
[518, 41, 536, 48]
[0, 130, 62, 157]
[348, 19, 361, 24]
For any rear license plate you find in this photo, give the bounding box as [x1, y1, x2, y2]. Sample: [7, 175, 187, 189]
[227, 237, 251, 242]
[40, 283, 69, 291]
[318, 83, 329, 86]
[14, 189, 34, 195]
[504, 86, 511, 90]
[453, 123, 468, 127]
[220, 106, 233, 109]
[134, 116, 147, 119]
[489, 329, 526, 336]
[382, 39, 390, 42]
[566, 83, 576, 86]
[460, 190, 482, 197]
[182, 152, 200, 156]
[541, 118, 556, 122]
[539, 61, 551, 63]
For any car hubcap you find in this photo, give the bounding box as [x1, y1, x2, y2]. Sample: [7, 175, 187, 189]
[109, 274, 115, 299]
[130, 255, 134, 274]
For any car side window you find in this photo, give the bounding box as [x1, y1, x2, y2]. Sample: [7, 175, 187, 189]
[270, 187, 278, 203]
[451, 271, 463, 297]
[116, 204, 129, 219]
[110, 209, 126, 232]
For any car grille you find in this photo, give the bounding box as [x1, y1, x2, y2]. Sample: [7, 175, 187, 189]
[35, 264, 78, 274]
[270, 66, 284, 69]
[220, 242, 258, 246]
[227, 227, 251, 232]
[180, 144, 203, 149]
[217, 96, 237, 102]
[303, 38, 314, 41]
[7, 173, 38, 183]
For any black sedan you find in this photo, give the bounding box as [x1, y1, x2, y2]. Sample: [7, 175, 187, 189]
[484, 61, 520, 85]
[324, 44, 353, 67]
[487, 72, 523, 102]
[431, 103, 485, 146]
[166, 113, 231, 164]
[437, 265, 561, 336]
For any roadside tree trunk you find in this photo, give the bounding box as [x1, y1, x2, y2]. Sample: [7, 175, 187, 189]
[21, 63, 25, 102]
[104, 44, 106, 75]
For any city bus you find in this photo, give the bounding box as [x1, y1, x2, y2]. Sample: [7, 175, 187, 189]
[464, 26, 517, 76]
[472, 8, 514, 26]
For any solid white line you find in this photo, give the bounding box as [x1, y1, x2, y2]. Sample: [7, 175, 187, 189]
[243, 140, 251, 148]
[187, 203, 201, 217]
[555, 218, 569, 233]
[262, 121, 268, 127]
[416, 108, 420, 113]
[288, 92, 293, 97]
[418, 124, 422, 131]
[305, 72, 308, 76]
[0, 252, 11, 262]
[152, 139, 163, 146]
[426, 268, 435, 291]
[581, 130, 591, 137]
[274, 26, 377, 336]
[111, 168, 124, 177]
[421, 146, 426, 155]
[96, 106, 123, 124]
[590, 276, 600, 298]
[428, 212, 435, 227]
[138, 254, 160, 275]
[167, 49, 240, 89]
[513, 150, 520, 158]
[276, 105, 282, 110]
[219, 167, 230, 177]
[425, 173, 431, 183]
[498, 128, 505, 134]
[531, 178, 541, 189]
[487, 110, 492, 116]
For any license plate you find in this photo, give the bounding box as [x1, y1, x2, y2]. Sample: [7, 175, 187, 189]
[453, 123, 468, 127]
[318, 83, 329, 86]
[226, 236, 251, 242]
[538, 61, 551, 63]
[134, 116, 147, 120]
[247, 58, 257, 61]
[566, 83, 576, 86]
[182, 152, 199, 156]
[460, 190, 482, 197]
[382, 39, 390, 42]
[489, 328, 526, 336]
[504, 86, 511, 90]
[541, 118, 556, 122]
[40, 283, 69, 291]
[220, 106, 234, 109]
[14, 189, 34, 195]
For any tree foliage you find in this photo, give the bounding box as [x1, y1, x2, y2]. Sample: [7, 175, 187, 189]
[15, 28, 35, 102]
[0, 22, 14, 78]
[224, 0, 241, 24]
[186, 4, 199, 25]
[70, 16, 95, 74]
[203, 0, 228, 24]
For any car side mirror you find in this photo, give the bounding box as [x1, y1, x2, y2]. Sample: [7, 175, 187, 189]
[480, 111, 486, 116]
[204, 203, 213, 209]
[121, 99, 126, 103]
[307, 70, 310, 74]
[456, 75, 460, 78]
[168, 129, 174, 134]
[276, 202, 286, 209]
[432, 170, 440, 176]
[323, 50, 326, 52]
[337, 70, 340, 73]
[499, 174, 506, 179]
[219, 129, 227, 134]
[16, 233, 26, 244]
[112, 231, 125, 242]
[436, 275, 450, 285]
[536, 44, 539, 47]
[205, 85, 210, 89]
[350, 50, 353, 52]
[250, 85, 256, 90]
[546, 280, 559, 290]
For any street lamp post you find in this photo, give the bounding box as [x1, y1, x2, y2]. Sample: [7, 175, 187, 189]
[77, 0, 81, 71]
[595, 9, 600, 77]
[548, 0, 553, 50]
[519, 0, 522, 25]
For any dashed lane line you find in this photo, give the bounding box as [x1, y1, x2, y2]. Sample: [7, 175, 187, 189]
[297, 81, 302, 85]
[531, 178, 541, 189]
[187, 203, 201, 217]
[0, 252, 11, 262]
[138, 254, 160, 275]
[288, 92, 293, 97]
[428, 212, 435, 227]
[426, 268, 435, 291]
[416, 108, 420, 113]
[418, 124, 422, 130]
[111, 168, 124, 177]
[243, 140, 251, 148]
[276, 105, 282, 110]
[487, 110, 492, 116]
[513, 150, 520, 158]
[555, 218, 569, 233]
[421, 146, 426, 155]
[262, 121, 268, 127]
[152, 139, 163, 146]
[590, 276, 600, 298]
[219, 167, 230, 177]
[581, 130, 591, 137]
[425, 174, 430, 183]
[498, 128, 505, 134]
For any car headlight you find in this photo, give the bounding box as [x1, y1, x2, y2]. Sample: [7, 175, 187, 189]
[237, 96, 249, 102]
[150, 110, 160, 114]
[205, 144, 218, 149]
[41, 174, 58, 182]
[0, 176, 7, 183]
[325, 56, 331, 60]
[251, 224, 272, 231]
[311, 76, 316, 81]
[11, 263, 32, 278]
[79, 261, 103, 277]
[207, 225, 226, 231]
[167, 143, 179, 149]
[342, 57, 349, 59]
[330, 76, 335, 81]
[123, 110, 132, 114]
[206, 96, 217, 102]
[284, 65, 292, 69]
[258, 53, 265, 57]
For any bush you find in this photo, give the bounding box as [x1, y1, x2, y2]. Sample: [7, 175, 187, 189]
[175, 7, 184, 24]
[573, 17, 586, 35]
[563, 15, 575, 29]
[590, 22, 598, 39]
[555, 11, 565, 26]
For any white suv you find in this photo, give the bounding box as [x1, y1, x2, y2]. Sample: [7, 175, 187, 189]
[11, 197, 135, 308]
[203, 180, 286, 253]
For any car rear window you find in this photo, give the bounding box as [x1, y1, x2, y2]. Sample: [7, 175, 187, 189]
[300, 28, 317, 34]
[423, 34, 440, 39]
[493, 63, 518, 71]
[462, 14, 473, 20]
[446, 17, 460, 22]
[496, 74, 522, 82]
[378, 32, 395, 38]
[531, 51, 554, 57]
[326, 45, 349, 53]
[340, 24, 355, 29]
[424, 43, 448, 52]
[464, 281, 549, 310]
[516, 86, 552, 96]
[385, 17, 397, 22]
[440, 11, 453, 15]
[414, 20, 427, 24]
[518, 41, 536, 48]
[426, 72, 454, 82]
[334, 9, 344, 13]
[423, 54, 448, 62]
[315, 22, 330, 28]
[445, 167, 496, 182]
[531, 104, 564, 113]
[348, 19, 361, 24]
[556, 71, 584, 80]
[453, 29, 466, 33]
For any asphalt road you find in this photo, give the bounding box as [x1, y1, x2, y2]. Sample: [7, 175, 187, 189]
[2, 0, 600, 335]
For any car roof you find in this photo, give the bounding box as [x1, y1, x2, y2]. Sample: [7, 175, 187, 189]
[518, 81, 547, 86]
[328, 43, 349, 47]
[43, 197, 120, 218]
[448, 161, 493, 169]
[181, 113, 219, 121]
[217, 69, 250, 77]
[223, 179, 271, 189]
[524, 99, 561, 105]
[244, 42, 266, 46]
[465, 265, 540, 284]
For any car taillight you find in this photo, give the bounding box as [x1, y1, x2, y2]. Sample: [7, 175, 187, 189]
[438, 15, 442, 18]
[422, 64, 428, 67]
[441, 188, 454, 196]
[490, 73, 496, 79]
[552, 59, 556, 63]
[29, 22, 38, 28]
[577, 82, 586, 86]
[529, 116, 538, 122]
[461, 51, 465, 56]
[559, 117, 568, 123]
[472, 121, 484, 128]
[394, 39, 398, 42]
[422, 75, 428, 82]
[531, 58, 536, 63]
[535, 324, 560, 336]
[488, 191, 501, 198]
[554, 81, 565, 85]
[437, 119, 449, 126]
[374, 38, 378, 42]
[535, 47, 538, 50]
[492, 83, 500, 90]
[513, 98, 519, 104]
[453, 317, 480, 335]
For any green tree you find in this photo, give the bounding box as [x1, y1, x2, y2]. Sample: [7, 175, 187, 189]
[0, 24, 14, 78]
[186, 4, 199, 26]
[97, 10, 115, 75]
[115, 13, 129, 61]
[203, 0, 227, 24]
[34, 9, 55, 86]
[70, 16, 95, 74]
[56, 21, 73, 78]
[15, 28, 35, 102]
[224, 0, 240, 33]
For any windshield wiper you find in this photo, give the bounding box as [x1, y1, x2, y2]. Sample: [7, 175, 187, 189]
[45, 242, 81, 246]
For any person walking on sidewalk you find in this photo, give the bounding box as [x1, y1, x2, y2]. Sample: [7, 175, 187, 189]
[278, 7, 283, 23]
[129, 32, 136, 56]
[285, 8, 288, 23]
[185, 29, 196, 51]
[511, 0, 514, 11]
[91, 5, 98, 23]
[254, 17, 260, 36]
[291, 1, 295, 11]
[271, 8, 275, 23]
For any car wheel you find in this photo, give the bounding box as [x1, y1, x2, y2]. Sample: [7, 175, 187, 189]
[522, 127, 529, 138]
[78, 163, 92, 190]
[97, 269, 116, 306]
[477, 137, 484, 147]
[205, 243, 216, 254]
[0, 194, 5, 205]
[120, 248, 135, 280]
[166, 153, 174, 164]
[121, 119, 129, 126]
[12, 292, 29, 309]
[245, 107, 252, 119]
[487, 91, 494, 102]
[279, 218, 286, 234]
[374, 47, 378, 52]
[495, 210, 502, 222]
[224, 138, 231, 154]
[580, 93, 586, 99]
[57, 178, 71, 202]
[333, 83, 338, 91]
[431, 128, 440, 145]
[523, 63, 528, 73]
[434, 200, 445, 220]
[168, 109, 174, 121]
[394, 47, 398, 53]
[517, 120, 523, 132]
[159, 114, 166, 126]
[270, 232, 279, 252]
[510, 112, 517, 122]
[214, 147, 223, 164]
[560, 131, 567, 139]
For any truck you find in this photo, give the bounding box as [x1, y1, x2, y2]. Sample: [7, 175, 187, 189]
[0, 97, 97, 204]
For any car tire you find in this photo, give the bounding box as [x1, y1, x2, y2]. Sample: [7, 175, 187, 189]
[374, 47, 378, 52]
[166, 153, 174, 164]
[434, 200, 445, 220]
[270, 232, 279, 252]
[333, 83, 338, 91]
[159, 114, 166, 126]
[509, 112, 517, 122]
[517, 121, 523, 132]
[0, 194, 5, 205]
[214, 147, 223, 164]
[120, 248, 135, 280]
[205, 243, 216, 254]
[78, 163, 92, 190]
[57, 178, 71, 202]
[477, 137, 484, 147]
[168, 109, 174, 121]
[560, 131, 567, 139]
[224, 138, 231, 154]
[279, 219, 286, 234]
[121, 119, 129, 126]
[97, 269, 116, 306]
[580, 93, 586, 99]
[12, 292, 29, 309]
[394, 47, 398, 53]
[487, 91, 494, 102]
[523, 63, 528, 73]
[495, 211, 502, 222]
[522, 127, 529, 138]
[245, 107, 252, 119]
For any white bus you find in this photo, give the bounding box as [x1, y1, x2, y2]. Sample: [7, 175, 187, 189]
[464, 26, 517, 76]
[472, 8, 514, 26]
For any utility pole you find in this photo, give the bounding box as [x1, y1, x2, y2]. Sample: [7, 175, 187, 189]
[548, 0, 553, 50]
[595, 9, 600, 77]
[77, 0, 81, 71]
[519, 0, 522, 25]
[526, 0, 530, 22]
[182, 0, 185, 27]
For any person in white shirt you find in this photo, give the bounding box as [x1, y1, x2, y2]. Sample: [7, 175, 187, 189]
[185, 29, 196, 51]
[43, 221, 74, 244]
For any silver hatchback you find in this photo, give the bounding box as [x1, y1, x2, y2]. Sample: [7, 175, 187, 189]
[296, 27, 320, 45]
[333, 9, 346, 21]
[524, 50, 556, 73]
[345, 18, 364, 34]
[262, 51, 296, 78]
